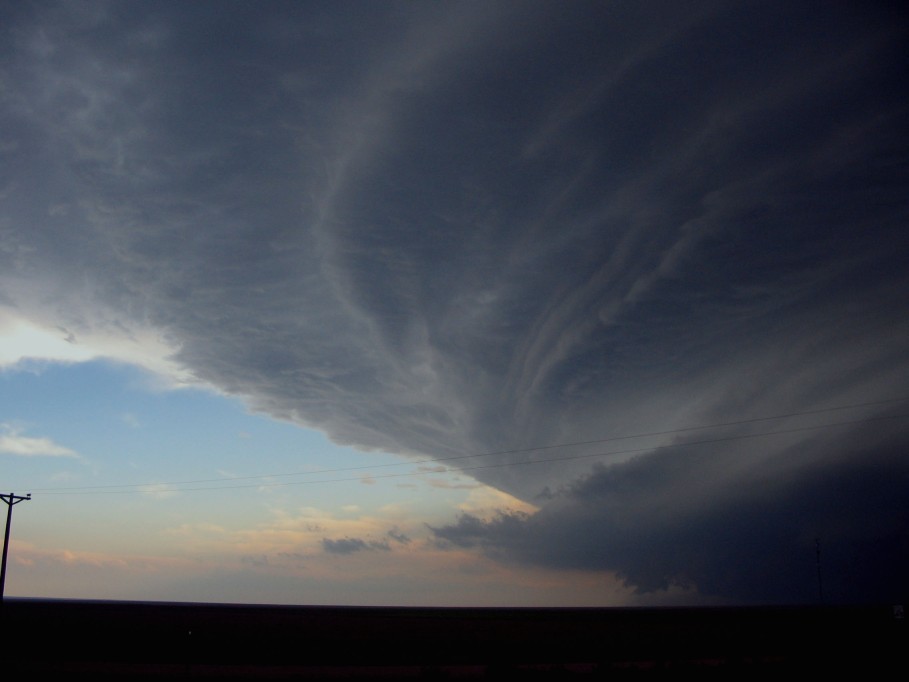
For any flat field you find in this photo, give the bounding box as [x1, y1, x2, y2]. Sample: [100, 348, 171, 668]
[1, 600, 904, 678]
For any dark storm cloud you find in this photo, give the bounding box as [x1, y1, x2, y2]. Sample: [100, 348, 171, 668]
[387, 527, 410, 545]
[2, 1, 908, 602]
[322, 537, 391, 556]
[431, 410, 909, 604]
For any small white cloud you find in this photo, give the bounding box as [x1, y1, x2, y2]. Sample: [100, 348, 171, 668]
[0, 424, 80, 458]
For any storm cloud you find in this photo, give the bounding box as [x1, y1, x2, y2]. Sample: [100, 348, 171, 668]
[322, 537, 391, 556]
[1, 1, 907, 603]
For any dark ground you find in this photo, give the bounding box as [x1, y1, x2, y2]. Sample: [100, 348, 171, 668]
[1, 599, 905, 679]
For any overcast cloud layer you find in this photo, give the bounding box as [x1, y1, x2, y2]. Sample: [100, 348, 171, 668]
[2, 1, 908, 604]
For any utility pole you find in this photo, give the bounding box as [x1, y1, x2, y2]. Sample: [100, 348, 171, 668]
[0, 493, 31, 602]
[815, 537, 823, 604]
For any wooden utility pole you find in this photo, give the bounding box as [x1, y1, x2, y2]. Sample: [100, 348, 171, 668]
[815, 537, 823, 604]
[0, 493, 31, 602]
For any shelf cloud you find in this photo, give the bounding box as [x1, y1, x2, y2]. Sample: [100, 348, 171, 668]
[2, 1, 907, 603]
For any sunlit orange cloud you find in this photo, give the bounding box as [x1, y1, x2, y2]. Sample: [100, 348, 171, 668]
[19, 545, 184, 572]
[9, 542, 209, 600]
[456, 486, 539, 519]
[8, 528, 660, 607]
[146, 484, 539, 572]
[148, 502, 643, 606]
[7, 491, 658, 606]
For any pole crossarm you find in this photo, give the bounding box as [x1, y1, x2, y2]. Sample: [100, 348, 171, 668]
[0, 493, 31, 506]
[1, 492, 32, 601]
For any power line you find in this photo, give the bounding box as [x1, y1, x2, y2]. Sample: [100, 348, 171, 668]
[25, 396, 908, 494]
[26, 409, 908, 496]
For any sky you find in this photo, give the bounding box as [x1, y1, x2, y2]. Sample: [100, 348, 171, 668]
[1, 0, 907, 607]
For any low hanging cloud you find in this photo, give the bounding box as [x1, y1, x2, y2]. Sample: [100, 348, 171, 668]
[322, 538, 391, 556]
[431, 413, 909, 603]
[322, 527, 413, 555]
[1, 1, 908, 603]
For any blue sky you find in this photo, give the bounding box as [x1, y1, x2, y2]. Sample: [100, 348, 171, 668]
[2, 358, 557, 605]
[1, 0, 908, 606]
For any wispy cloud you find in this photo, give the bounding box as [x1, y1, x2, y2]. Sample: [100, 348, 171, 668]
[0, 424, 79, 458]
